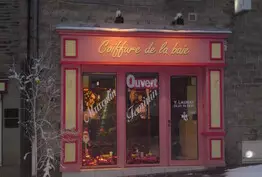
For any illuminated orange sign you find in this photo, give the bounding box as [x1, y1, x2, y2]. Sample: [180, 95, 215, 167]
[63, 36, 219, 64]
[98, 40, 190, 58]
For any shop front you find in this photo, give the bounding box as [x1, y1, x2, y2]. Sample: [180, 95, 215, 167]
[57, 27, 229, 176]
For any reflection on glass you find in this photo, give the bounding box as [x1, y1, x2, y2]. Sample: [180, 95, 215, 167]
[170, 76, 198, 160]
[82, 73, 117, 167]
[126, 73, 160, 164]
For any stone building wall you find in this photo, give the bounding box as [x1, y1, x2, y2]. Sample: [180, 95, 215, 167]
[0, 0, 27, 74]
[38, 0, 233, 77]
[39, 0, 231, 164]
[0, 0, 28, 177]
[2, 0, 262, 172]
[38, 0, 262, 166]
[224, 0, 262, 165]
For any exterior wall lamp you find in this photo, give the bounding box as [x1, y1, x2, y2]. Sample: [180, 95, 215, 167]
[172, 13, 184, 25]
[114, 10, 124, 24]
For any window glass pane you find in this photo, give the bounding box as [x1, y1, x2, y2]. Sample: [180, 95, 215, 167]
[4, 108, 19, 118]
[170, 76, 198, 160]
[82, 73, 117, 166]
[126, 73, 160, 164]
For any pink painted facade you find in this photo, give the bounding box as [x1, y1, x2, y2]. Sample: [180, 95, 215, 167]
[58, 28, 229, 172]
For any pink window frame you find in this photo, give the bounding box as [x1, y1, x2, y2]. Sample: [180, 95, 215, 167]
[208, 69, 224, 130]
[209, 41, 224, 61]
[63, 38, 78, 58]
[61, 65, 82, 171]
[62, 140, 79, 164]
[62, 67, 79, 131]
[167, 68, 205, 166]
[209, 138, 224, 160]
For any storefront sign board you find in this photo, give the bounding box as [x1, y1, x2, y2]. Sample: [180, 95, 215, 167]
[62, 36, 224, 64]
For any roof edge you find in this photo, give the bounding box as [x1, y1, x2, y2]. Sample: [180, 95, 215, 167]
[56, 26, 232, 35]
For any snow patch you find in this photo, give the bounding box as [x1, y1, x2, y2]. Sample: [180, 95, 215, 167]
[225, 165, 262, 177]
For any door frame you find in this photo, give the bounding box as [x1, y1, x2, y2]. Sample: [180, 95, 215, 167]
[80, 65, 205, 167]
[166, 67, 205, 166]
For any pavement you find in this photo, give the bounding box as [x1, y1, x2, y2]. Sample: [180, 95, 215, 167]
[1, 165, 260, 177]
[0, 167, 227, 177]
[149, 165, 262, 177]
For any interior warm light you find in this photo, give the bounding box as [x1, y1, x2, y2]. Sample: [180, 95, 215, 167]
[110, 28, 121, 31]
[245, 150, 254, 158]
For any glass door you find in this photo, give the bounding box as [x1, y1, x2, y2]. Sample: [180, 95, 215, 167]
[169, 76, 198, 162]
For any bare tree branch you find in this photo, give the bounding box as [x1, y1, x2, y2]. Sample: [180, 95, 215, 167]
[8, 44, 69, 177]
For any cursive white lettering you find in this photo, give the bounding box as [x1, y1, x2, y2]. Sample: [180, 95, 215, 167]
[84, 89, 116, 123]
[126, 90, 158, 122]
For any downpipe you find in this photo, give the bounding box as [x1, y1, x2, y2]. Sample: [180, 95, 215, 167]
[31, 0, 39, 177]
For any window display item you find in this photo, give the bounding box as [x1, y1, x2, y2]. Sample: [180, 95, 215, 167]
[82, 74, 117, 167]
[126, 73, 160, 164]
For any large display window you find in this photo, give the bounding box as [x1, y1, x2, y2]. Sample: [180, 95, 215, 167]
[125, 73, 160, 164]
[82, 73, 117, 167]
[80, 70, 202, 167]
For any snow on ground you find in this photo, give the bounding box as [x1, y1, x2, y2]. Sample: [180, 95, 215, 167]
[225, 165, 262, 177]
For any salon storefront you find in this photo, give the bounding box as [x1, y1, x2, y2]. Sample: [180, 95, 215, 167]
[57, 27, 230, 176]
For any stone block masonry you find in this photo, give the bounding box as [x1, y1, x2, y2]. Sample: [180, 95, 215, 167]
[0, 0, 261, 170]
[38, 0, 262, 166]
[225, 0, 262, 164]
[0, 0, 27, 76]
[40, 0, 232, 29]
[0, 1, 28, 177]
